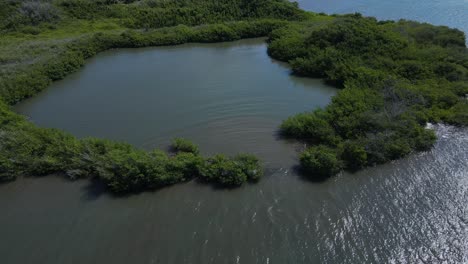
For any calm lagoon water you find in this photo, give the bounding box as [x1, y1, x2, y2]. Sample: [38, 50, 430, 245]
[14, 39, 335, 165]
[2, 7, 468, 264]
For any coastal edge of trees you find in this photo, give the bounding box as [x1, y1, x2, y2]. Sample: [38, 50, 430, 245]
[0, 0, 466, 192]
[0, 19, 277, 193]
[268, 14, 467, 178]
[0, 0, 299, 193]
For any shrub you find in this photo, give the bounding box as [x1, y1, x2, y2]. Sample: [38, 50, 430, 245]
[192, 24, 240, 43]
[43, 51, 85, 81]
[98, 147, 156, 193]
[342, 141, 368, 171]
[199, 155, 247, 187]
[19, 1, 61, 25]
[383, 138, 412, 160]
[280, 109, 337, 144]
[28, 128, 82, 175]
[444, 102, 468, 126]
[233, 154, 263, 182]
[299, 145, 342, 179]
[166, 152, 204, 180]
[0, 154, 16, 182]
[434, 62, 466, 81]
[397, 60, 431, 80]
[171, 138, 200, 155]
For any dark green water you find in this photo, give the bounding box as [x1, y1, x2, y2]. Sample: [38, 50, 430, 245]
[4, 39, 468, 263]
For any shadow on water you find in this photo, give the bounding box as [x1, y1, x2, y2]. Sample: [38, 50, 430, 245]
[80, 177, 108, 201]
[268, 55, 334, 91]
[78, 173, 259, 199]
[293, 164, 332, 183]
[0, 177, 16, 185]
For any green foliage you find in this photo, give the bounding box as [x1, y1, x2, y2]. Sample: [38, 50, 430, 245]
[394, 20, 466, 48]
[444, 102, 468, 126]
[166, 152, 204, 181]
[434, 62, 466, 82]
[199, 154, 263, 186]
[280, 109, 338, 144]
[267, 23, 309, 61]
[342, 141, 367, 171]
[0, 153, 16, 182]
[268, 15, 467, 178]
[200, 155, 247, 186]
[0, 89, 261, 192]
[0, 114, 261, 193]
[299, 145, 342, 179]
[1, 0, 62, 30]
[191, 24, 240, 43]
[5, 0, 302, 33]
[327, 88, 383, 138]
[18, 1, 61, 25]
[233, 154, 263, 182]
[397, 60, 431, 80]
[171, 138, 200, 155]
[57, 0, 306, 29]
[92, 145, 204, 193]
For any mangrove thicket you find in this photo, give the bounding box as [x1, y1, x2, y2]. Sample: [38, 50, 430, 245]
[0, 0, 466, 190]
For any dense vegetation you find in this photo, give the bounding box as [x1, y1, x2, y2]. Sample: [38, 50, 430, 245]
[1, 0, 305, 31]
[268, 14, 467, 178]
[0, 0, 466, 188]
[0, 0, 300, 192]
[0, 98, 263, 193]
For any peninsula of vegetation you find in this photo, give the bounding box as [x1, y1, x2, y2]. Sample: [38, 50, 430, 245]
[0, 0, 466, 193]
